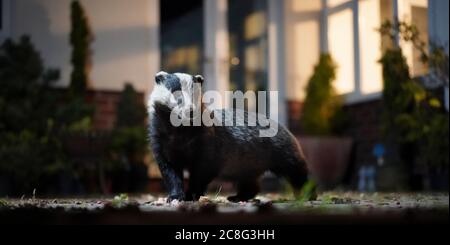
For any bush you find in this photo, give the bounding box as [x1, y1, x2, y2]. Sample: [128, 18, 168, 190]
[0, 36, 66, 194]
[106, 84, 149, 192]
[69, 0, 93, 97]
[300, 54, 347, 136]
[115, 84, 147, 129]
[379, 21, 449, 188]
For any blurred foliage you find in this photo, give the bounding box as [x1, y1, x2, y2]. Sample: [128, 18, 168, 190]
[115, 84, 147, 128]
[379, 21, 449, 173]
[379, 20, 429, 64]
[296, 180, 317, 204]
[301, 54, 348, 136]
[65, 0, 94, 132]
[0, 35, 95, 195]
[0, 36, 66, 193]
[106, 84, 149, 173]
[111, 193, 129, 208]
[55, 97, 94, 133]
[69, 0, 93, 97]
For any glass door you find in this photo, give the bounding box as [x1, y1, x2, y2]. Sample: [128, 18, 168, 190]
[228, 0, 268, 111]
[160, 0, 204, 75]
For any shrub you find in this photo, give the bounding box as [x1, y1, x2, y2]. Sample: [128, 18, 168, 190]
[300, 54, 347, 136]
[106, 84, 149, 192]
[379, 21, 449, 186]
[0, 36, 66, 194]
[69, 0, 93, 97]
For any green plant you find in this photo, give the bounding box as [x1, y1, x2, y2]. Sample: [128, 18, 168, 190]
[115, 83, 147, 128]
[0, 36, 66, 193]
[69, 0, 93, 97]
[55, 97, 94, 133]
[0, 199, 7, 207]
[379, 21, 449, 180]
[112, 193, 129, 208]
[301, 54, 347, 135]
[56, 0, 95, 133]
[296, 180, 317, 205]
[106, 84, 148, 172]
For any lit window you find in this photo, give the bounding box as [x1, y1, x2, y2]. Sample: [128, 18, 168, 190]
[328, 4, 355, 94]
[287, 0, 322, 101]
[359, 0, 383, 94]
[397, 0, 429, 77]
[410, 5, 429, 76]
[328, 1, 355, 95]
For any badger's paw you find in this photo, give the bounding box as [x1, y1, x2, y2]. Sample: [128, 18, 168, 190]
[167, 192, 186, 203]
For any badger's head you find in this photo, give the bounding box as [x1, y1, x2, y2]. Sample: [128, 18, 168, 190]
[148, 71, 204, 120]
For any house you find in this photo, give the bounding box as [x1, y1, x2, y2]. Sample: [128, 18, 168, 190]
[1, 0, 448, 185]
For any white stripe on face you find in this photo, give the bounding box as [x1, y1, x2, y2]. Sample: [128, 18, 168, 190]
[148, 72, 202, 119]
[174, 73, 194, 111]
[147, 83, 177, 114]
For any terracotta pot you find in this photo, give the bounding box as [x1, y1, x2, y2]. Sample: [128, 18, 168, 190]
[297, 136, 353, 189]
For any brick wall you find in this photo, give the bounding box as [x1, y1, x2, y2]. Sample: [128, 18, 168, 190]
[343, 100, 383, 165]
[86, 90, 145, 131]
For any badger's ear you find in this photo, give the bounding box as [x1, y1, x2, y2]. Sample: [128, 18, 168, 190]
[155, 71, 167, 84]
[194, 75, 204, 84]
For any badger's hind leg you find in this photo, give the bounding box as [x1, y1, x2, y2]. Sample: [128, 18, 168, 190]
[271, 158, 312, 199]
[227, 179, 260, 202]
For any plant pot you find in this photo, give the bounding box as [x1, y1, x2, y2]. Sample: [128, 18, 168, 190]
[297, 136, 353, 189]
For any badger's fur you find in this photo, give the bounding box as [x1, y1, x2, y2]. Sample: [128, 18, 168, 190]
[148, 71, 309, 202]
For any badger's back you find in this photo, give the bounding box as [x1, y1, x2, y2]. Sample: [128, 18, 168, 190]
[202, 109, 307, 181]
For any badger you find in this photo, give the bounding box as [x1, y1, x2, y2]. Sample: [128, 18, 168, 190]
[148, 71, 309, 202]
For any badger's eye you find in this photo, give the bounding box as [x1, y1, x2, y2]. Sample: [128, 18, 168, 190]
[177, 97, 183, 105]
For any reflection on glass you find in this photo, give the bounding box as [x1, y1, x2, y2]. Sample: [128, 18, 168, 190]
[228, 0, 268, 111]
[160, 0, 203, 75]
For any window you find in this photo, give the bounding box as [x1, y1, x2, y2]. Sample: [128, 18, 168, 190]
[0, 0, 10, 39]
[396, 0, 429, 77]
[228, 0, 268, 111]
[411, 5, 429, 76]
[160, 0, 204, 75]
[359, 0, 383, 94]
[287, 0, 432, 104]
[327, 0, 356, 95]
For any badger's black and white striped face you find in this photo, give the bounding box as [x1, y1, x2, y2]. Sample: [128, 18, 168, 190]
[148, 71, 204, 117]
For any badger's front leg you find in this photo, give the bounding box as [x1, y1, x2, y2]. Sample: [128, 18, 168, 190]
[185, 174, 209, 201]
[158, 158, 185, 202]
[150, 137, 185, 202]
[185, 164, 214, 201]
